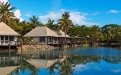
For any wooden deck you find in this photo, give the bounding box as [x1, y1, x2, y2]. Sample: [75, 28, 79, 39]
[0, 41, 21, 47]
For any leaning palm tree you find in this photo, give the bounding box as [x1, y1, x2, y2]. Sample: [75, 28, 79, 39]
[29, 15, 39, 29]
[58, 12, 73, 44]
[0, 2, 16, 25]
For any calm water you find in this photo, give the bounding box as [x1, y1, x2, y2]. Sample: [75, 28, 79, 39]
[1, 47, 121, 75]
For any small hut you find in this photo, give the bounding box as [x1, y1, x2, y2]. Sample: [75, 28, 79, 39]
[0, 22, 20, 46]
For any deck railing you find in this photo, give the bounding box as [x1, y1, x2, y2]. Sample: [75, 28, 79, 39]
[0, 41, 21, 46]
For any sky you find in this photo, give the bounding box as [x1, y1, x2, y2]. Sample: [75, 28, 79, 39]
[0, 0, 121, 27]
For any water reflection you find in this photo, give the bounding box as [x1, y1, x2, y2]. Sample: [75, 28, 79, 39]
[1, 47, 121, 75]
[0, 51, 21, 75]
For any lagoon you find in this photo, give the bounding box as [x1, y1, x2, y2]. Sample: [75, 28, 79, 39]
[2, 47, 121, 75]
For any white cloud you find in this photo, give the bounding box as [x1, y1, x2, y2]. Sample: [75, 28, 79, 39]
[39, 9, 99, 26]
[74, 64, 89, 72]
[14, 9, 24, 22]
[108, 10, 120, 13]
[111, 69, 121, 73]
[92, 12, 99, 15]
[93, 67, 101, 71]
[0, 0, 8, 3]
[25, 13, 31, 17]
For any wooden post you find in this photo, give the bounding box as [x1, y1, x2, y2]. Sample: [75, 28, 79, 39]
[0, 57, 1, 65]
[9, 41, 11, 62]
[20, 42, 22, 62]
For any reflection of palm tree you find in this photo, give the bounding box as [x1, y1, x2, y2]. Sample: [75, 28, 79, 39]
[47, 60, 60, 74]
[10, 60, 39, 75]
[58, 57, 74, 75]
[103, 56, 121, 64]
[10, 67, 20, 75]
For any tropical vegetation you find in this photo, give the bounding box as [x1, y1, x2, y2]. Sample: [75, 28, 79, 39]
[0, 2, 121, 44]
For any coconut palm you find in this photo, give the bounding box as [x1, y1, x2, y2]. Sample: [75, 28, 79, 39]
[0, 2, 16, 25]
[29, 15, 39, 29]
[46, 18, 54, 28]
[58, 12, 73, 44]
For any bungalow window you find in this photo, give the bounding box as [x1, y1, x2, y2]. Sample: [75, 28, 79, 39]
[5, 36, 8, 40]
[5, 36, 8, 43]
[9, 36, 14, 41]
[1, 36, 4, 40]
[1, 36, 4, 43]
[0, 36, 9, 44]
[39, 37, 45, 43]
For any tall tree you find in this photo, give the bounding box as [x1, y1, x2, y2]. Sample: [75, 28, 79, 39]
[58, 12, 73, 43]
[46, 19, 54, 29]
[102, 24, 119, 42]
[89, 25, 101, 42]
[29, 15, 39, 29]
[0, 2, 16, 25]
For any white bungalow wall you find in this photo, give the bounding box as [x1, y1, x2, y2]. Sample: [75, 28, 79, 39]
[33, 37, 47, 44]
[33, 37, 58, 44]
[33, 37, 40, 44]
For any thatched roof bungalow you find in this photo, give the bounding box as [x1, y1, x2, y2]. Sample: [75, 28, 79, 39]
[0, 22, 20, 46]
[24, 26, 71, 44]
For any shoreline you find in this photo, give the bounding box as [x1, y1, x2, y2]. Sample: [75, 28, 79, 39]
[17, 44, 84, 54]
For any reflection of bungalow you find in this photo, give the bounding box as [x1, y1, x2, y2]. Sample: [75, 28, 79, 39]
[0, 22, 20, 46]
[27, 57, 66, 69]
[0, 66, 18, 75]
[24, 26, 70, 44]
[27, 59, 58, 68]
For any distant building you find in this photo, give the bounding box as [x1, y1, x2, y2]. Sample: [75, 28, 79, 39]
[0, 22, 20, 46]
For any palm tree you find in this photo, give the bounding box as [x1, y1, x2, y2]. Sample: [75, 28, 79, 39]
[29, 15, 39, 29]
[58, 12, 73, 44]
[46, 18, 54, 29]
[0, 2, 16, 25]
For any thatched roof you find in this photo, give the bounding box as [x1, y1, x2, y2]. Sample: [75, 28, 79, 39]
[0, 22, 20, 36]
[56, 30, 70, 37]
[24, 26, 70, 37]
[24, 26, 58, 37]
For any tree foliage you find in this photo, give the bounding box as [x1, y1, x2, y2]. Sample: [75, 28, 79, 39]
[0, 2, 121, 43]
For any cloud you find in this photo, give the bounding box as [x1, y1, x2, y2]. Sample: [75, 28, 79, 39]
[0, 0, 8, 3]
[74, 64, 89, 72]
[39, 9, 99, 26]
[25, 13, 31, 17]
[14, 9, 24, 22]
[92, 12, 99, 15]
[93, 67, 101, 71]
[108, 10, 120, 13]
[111, 69, 121, 73]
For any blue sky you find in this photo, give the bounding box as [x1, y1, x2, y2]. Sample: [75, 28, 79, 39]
[1, 0, 121, 27]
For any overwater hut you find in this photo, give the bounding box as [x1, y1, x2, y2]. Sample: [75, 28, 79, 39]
[24, 26, 71, 45]
[24, 26, 58, 44]
[0, 22, 20, 46]
[23, 26, 82, 47]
